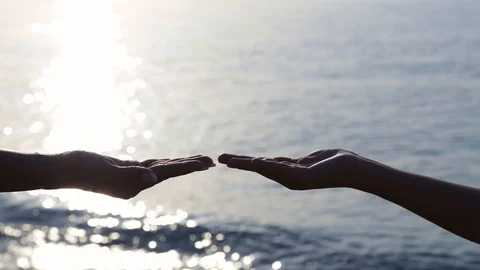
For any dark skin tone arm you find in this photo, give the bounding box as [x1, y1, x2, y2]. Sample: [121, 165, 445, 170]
[3, 148, 477, 243]
[219, 149, 480, 244]
[0, 149, 215, 199]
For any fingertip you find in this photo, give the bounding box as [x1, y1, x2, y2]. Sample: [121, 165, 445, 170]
[218, 153, 232, 164]
[251, 158, 264, 164]
[226, 157, 254, 170]
[200, 156, 216, 167]
[225, 157, 239, 168]
[227, 157, 240, 165]
[182, 160, 209, 171]
[141, 159, 158, 167]
[251, 158, 272, 166]
[274, 157, 295, 162]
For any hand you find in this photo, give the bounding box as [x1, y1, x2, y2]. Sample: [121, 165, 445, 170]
[218, 149, 362, 190]
[55, 151, 215, 199]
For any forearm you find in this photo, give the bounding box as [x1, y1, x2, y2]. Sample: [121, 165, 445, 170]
[0, 150, 59, 192]
[351, 159, 480, 244]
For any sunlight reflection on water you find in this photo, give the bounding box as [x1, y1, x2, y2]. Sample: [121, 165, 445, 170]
[28, 0, 145, 230]
[1, 191, 255, 269]
[28, 0, 154, 218]
[30, 0, 145, 154]
[3, 0, 479, 268]
[2, 0, 259, 269]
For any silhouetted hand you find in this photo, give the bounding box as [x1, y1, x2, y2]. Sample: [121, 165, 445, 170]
[56, 151, 215, 199]
[218, 149, 361, 190]
[222, 148, 480, 245]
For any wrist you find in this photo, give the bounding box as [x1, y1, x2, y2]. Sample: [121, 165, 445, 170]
[348, 156, 397, 193]
[0, 150, 64, 192]
[31, 153, 62, 190]
[320, 154, 372, 189]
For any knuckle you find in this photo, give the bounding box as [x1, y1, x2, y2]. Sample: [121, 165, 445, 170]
[251, 157, 263, 163]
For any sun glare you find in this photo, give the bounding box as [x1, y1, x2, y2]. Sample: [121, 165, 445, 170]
[31, 0, 143, 154]
[26, 0, 154, 208]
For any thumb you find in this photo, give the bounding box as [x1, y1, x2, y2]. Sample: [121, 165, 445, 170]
[112, 165, 158, 185]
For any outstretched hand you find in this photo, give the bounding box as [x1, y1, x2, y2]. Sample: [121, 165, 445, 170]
[56, 151, 215, 199]
[218, 149, 361, 190]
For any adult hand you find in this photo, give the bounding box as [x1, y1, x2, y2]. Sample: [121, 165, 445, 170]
[55, 151, 215, 199]
[218, 149, 361, 190]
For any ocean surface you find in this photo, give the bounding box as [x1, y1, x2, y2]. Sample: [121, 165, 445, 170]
[0, 0, 479, 269]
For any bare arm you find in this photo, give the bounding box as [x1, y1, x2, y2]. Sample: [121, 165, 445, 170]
[219, 149, 480, 244]
[0, 149, 214, 199]
[0, 150, 56, 192]
[357, 158, 480, 243]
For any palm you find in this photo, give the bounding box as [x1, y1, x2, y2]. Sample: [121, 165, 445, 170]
[218, 149, 358, 190]
[58, 151, 214, 199]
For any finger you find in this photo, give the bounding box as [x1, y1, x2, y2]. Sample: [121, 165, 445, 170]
[226, 157, 273, 171]
[298, 150, 337, 165]
[150, 160, 209, 180]
[218, 153, 255, 164]
[141, 159, 170, 167]
[226, 157, 277, 181]
[298, 152, 337, 165]
[107, 157, 142, 166]
[253, 159, 296, 176]
[273, 156, 298, 163]
[144, 155, 207, 166]
[304, 149, 340, 161]
[251, 159, 299, 186]
[297, 156, 318, 165]
[169, 156, 216, 167]
[168, 155, 203, 162]
[225, 157, 258, 171]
